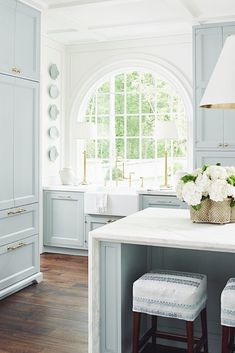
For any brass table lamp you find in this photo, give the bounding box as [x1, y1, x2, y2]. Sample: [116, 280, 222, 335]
[74, 122, 96, 185]
[155, 121, 178, 189]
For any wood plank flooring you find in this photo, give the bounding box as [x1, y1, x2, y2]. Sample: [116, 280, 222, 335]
[0, 253, 88, 353]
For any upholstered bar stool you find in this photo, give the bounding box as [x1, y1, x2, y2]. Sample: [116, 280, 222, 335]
[221, 279, 235, 353]
[132, 270, 208, 353]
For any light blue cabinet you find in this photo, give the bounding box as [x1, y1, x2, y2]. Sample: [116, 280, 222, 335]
[0, 234, 39, 291]
[194, 27, 223, 149]
[0, 0, 16, 76]
[44, 191, 85, 249]
[139, 194, 187, 210]
[0, 203, 38, 247]
[196, 151, 235, 167]
[100, 242, 147, 353]
[0, 0, 41, 298]
[85, 215, 122, 248]
[14, 1, 40, 81]
[0, 75, 14, 210]
[14, 78, 39, 207]
[0, 76, 39, 210]
[194, 22, 235, 167]
[0, 0, 40, 81]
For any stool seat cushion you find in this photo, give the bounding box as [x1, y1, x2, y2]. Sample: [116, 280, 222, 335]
[221, 278, 235, 327]
[133, 270, 207, 321]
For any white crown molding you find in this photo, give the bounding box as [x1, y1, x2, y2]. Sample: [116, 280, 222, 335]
[20, 0, 48, 10]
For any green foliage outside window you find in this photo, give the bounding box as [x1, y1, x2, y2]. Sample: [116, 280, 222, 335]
[83, 71, 187, 164]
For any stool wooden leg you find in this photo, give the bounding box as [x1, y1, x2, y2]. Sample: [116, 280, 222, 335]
[186, 321, 194, 353]
[222, 326, 230, 353]
[133, 312, 141, 353]
[201, 308, 208, 353]
[229, 327, 235, 348]
[151, 315, 157, 348]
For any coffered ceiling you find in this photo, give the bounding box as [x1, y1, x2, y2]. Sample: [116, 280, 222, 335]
[35, 0, 235, 44]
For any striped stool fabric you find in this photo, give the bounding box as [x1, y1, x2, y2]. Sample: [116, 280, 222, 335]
[221, 278, 235, 327]
[133, 270, 207, 321]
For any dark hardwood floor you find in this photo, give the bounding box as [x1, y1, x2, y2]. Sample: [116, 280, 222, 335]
[0, 253, 88, 353]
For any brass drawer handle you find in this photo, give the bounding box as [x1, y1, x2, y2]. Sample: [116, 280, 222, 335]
[7, 242, 26, 252]
[57, 196, 72, 199]
[11, 67, 21, 74]
[224, 143, 229, 148]
[7, 208, 27, 216]
[218, 143, 223, 147]
[106, 219, 116, 224]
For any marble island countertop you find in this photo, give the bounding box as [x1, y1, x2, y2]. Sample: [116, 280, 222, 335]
[90, 208, 235, 253]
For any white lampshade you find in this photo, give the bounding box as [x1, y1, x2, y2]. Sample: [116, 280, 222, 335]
[200, 34, 235, 109]
[73, 122, 96, 140]
[155, 121, 178, 140]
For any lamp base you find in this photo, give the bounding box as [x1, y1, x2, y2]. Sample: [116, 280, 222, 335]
[80, 180, 88, 185]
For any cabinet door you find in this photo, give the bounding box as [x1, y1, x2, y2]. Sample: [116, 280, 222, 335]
[140, 195, 187, 210]
[13, 79, 39, 207]
[223, 26, 235, 150]
[0, 203, 38, 246]
[0, 75, 14, 210]
[85, 215, 121, 248]
[196, 151, 235, 167]
[0, 0, 16, 76]
[44, 192, 85, 249]
[0, 234, 39, 291]
[195, 27, 224, 149]
[14, 1, 40, 82]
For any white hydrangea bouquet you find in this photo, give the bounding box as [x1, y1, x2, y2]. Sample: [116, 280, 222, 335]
[176, 164, 235, 224]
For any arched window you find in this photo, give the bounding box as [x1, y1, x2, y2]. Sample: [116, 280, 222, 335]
[76, 70, 190, 187]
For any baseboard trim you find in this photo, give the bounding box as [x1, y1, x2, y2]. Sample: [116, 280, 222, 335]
[0, 272, 43, 300]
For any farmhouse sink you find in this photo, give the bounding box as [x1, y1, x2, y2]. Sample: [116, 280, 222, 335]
[84, 187, 139, 216]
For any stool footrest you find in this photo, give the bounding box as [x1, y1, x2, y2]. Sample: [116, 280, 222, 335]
[156, 331, 200, 344]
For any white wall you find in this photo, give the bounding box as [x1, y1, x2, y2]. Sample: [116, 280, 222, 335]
[41, 37, 66, 185]
[64, 34, 193, 171]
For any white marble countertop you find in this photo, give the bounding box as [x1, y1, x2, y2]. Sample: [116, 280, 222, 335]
[90, 208, 235, 253]
[43, 185, 88, 192]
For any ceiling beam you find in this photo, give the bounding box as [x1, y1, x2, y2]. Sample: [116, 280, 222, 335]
[46, 13, 107, 41]
[164, 0, 200, 25]
[48, 0, 143, 10]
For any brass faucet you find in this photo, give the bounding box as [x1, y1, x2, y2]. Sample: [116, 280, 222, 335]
[128, 172, 135, 188]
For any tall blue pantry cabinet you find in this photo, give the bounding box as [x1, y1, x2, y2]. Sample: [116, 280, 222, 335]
[194, 22, 235, 166]
[0, 0, 42, 298]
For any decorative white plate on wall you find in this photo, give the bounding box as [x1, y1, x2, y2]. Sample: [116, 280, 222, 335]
[49, 85, 59, 99]
[49, 64, 60, 80]
[49, 105, 59, 120]
[48, 126, 60, 140]
[48, 146, 59, 162]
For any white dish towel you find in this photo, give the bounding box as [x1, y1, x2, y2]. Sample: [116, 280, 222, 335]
[96, 193, 108, 214]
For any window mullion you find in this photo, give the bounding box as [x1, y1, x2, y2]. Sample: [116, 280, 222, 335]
[110, 76, 115, 181]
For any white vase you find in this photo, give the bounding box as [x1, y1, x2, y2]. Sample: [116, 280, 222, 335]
[59, 168, 75, 185]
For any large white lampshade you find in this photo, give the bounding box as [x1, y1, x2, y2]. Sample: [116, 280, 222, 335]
[155, 121, 178, 140]
[73, 122, 96, 140]
[200, 34, 235, 109]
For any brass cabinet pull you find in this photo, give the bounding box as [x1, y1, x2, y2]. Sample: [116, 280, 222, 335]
[7, 242, 26, 252]
[218, 143, 223, 147]
[7, 208, 27, 216]
[224, 143, 229, 147]
[11, 67, 21, 74]
[106, 219, 115, 224]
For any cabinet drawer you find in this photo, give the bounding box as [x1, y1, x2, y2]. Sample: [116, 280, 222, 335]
[0, 203, 38, 246]
[141, 195, 187, 209]
[0, 234, 39, 291]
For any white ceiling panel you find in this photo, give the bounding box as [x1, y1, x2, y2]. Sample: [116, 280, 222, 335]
[36, 0, 235, 44]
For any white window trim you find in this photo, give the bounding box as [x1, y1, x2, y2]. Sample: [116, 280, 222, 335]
[67, 55, 193, 178]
